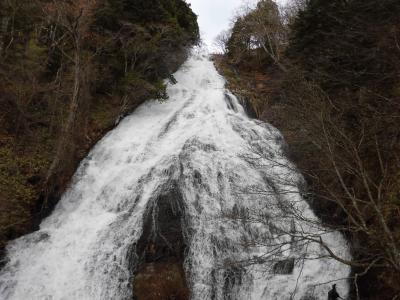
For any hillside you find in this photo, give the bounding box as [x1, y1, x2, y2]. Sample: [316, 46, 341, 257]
[214, 0, 400, 299]
[0, 0, 198, 262]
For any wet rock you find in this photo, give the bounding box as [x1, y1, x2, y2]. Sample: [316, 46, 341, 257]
[223, 266, 244, 297]
[273, 258, 295, 274]
[169, 75, 178, 85]
[193, 170, 202, 185]
[237, 95, 257, 119]
[132, 186, 189, 300]
[224, 93, 238, 112]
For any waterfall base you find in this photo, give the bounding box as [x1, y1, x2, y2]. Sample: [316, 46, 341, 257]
[133, 188, 189, 300]
[133, 260, 188, 300]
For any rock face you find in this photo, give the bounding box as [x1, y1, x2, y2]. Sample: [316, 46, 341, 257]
[133, 187, 189, 300]
[273, 258, 295, 275]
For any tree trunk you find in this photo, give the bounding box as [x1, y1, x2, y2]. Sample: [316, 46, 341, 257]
[44, 32, 82, 209]
[0, 16, 10, 55]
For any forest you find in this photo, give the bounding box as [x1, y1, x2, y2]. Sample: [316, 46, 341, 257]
[0, 0, 198, 261]
[214, 0, 400, 299]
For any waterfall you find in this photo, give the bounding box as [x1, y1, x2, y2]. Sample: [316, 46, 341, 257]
[0, 49, 351, 300]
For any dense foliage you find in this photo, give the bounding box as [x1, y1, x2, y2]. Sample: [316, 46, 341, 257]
[0, 0, 198, 259]
[286, 2, 400, 297]
[218, 0, 400, 298]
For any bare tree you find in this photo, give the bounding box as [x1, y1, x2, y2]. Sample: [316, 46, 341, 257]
[44, 0, 98, 207]
[280, 0, 308, 26]
[226, 0, 288, 71]
[213, 84, 400, 296]
[223, 77, 400, 299]
[214, 29, 232, 54]
[246, 0, 287, 71]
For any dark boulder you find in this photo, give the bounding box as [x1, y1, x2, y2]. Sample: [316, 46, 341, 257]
[273, 258, 295, 275]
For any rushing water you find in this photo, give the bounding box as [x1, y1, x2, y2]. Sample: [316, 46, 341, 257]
[0, 49, 351, 300]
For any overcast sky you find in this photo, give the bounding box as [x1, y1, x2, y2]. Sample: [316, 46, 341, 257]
[187, 0, 288, 48]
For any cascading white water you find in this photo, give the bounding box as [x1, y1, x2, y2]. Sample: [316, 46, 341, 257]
[0, 48, 351, 300]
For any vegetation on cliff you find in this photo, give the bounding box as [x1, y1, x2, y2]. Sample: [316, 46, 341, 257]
[0, 0, 198, 259]
[215, 0, 400, 298]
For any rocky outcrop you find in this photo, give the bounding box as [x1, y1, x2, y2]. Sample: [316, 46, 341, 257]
[133, 187, 189, 300]
[273, 258, 295, 275]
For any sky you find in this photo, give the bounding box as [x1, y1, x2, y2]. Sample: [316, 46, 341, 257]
[187, 0, 289, 49]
